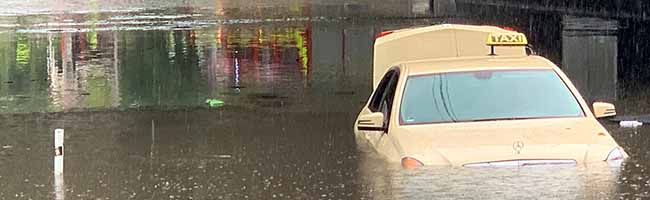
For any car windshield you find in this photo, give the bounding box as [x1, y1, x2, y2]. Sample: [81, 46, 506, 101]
[400, 69, 584, 124]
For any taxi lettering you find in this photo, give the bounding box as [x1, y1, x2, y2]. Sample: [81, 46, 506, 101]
[487, 33, 528, 46]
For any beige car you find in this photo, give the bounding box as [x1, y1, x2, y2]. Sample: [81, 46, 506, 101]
[354, 24, 628, 168]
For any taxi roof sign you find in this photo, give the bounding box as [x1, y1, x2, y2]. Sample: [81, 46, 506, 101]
[486, 33, 528, 46]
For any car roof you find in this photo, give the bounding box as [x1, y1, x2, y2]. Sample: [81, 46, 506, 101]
[372, 24, 529, 87]
[399, 55, 557, 76]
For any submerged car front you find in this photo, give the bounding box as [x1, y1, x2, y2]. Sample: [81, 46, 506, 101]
[391, 62, 627, 168]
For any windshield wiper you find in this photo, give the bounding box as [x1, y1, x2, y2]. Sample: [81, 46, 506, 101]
[458, 116, 546, 122]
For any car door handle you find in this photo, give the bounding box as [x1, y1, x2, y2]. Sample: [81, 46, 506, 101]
[357, 120, 376, 126]
[357, 121, 386, 132]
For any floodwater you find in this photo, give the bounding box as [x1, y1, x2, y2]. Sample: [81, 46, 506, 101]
[1, 1, 650, 199]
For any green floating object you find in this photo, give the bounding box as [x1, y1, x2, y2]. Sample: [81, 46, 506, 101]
[205, 98, 225, 108]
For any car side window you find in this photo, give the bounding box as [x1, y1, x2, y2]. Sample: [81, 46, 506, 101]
[369, 69, 398, 112]
[368, 68, 400, 129]
[369, 71, 392, 112]
[380, 72, 399, 127]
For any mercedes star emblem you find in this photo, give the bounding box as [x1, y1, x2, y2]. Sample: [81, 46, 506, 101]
[512, 141, 525, 155]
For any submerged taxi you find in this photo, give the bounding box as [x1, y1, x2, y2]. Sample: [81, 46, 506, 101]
[354, 24, 628, 168]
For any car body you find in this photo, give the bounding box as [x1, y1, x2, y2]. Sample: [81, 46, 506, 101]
[354, 24, 628, 168]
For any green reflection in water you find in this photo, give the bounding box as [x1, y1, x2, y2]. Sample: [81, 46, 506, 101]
[0, 30, 214, 114]
[88, 31, 98, 50]
[85, 66, 112, 108]
[118, 30, 208, 108]
[0, 32, 50, 113]
[294, 30, 308, 71]
[15, 33, 30, 65]
[0, 21, 317, 114]
[87, 0, 99, 49]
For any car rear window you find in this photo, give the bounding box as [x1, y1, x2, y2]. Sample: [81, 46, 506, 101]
[399, 69, 584, 124]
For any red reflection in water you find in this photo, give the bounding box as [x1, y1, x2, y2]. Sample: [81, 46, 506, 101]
[205, 23, 313, 93]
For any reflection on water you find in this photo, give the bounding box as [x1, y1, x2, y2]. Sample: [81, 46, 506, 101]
[359, 156, 622, 199]
[1, 3, 650, 199]
[2, 23, 334, 113]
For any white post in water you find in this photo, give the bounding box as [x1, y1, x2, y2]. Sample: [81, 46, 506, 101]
[54, 129, 64, 174]
[54, 129, 65, 200]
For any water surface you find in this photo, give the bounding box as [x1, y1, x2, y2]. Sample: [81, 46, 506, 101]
[1, 1, 650, 199]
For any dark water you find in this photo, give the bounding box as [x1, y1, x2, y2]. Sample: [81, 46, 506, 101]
[1, 1, 650, 199]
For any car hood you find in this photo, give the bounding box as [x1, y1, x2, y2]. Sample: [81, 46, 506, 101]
[393, 117, 621, 166]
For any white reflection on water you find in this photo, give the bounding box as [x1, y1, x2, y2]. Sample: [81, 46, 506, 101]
[358, 153, 621, 199]
[53, 170, 65, 200]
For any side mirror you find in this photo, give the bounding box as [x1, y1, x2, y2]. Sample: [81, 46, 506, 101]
[593, 102, 616, 118]
[357, 112, 386, 132]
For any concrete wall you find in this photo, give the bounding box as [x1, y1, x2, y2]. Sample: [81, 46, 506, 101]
[562, 16, 618, 102]
[310, 0, 432, 18]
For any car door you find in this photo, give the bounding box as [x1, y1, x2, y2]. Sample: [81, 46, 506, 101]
[357, 68, 399, 149]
